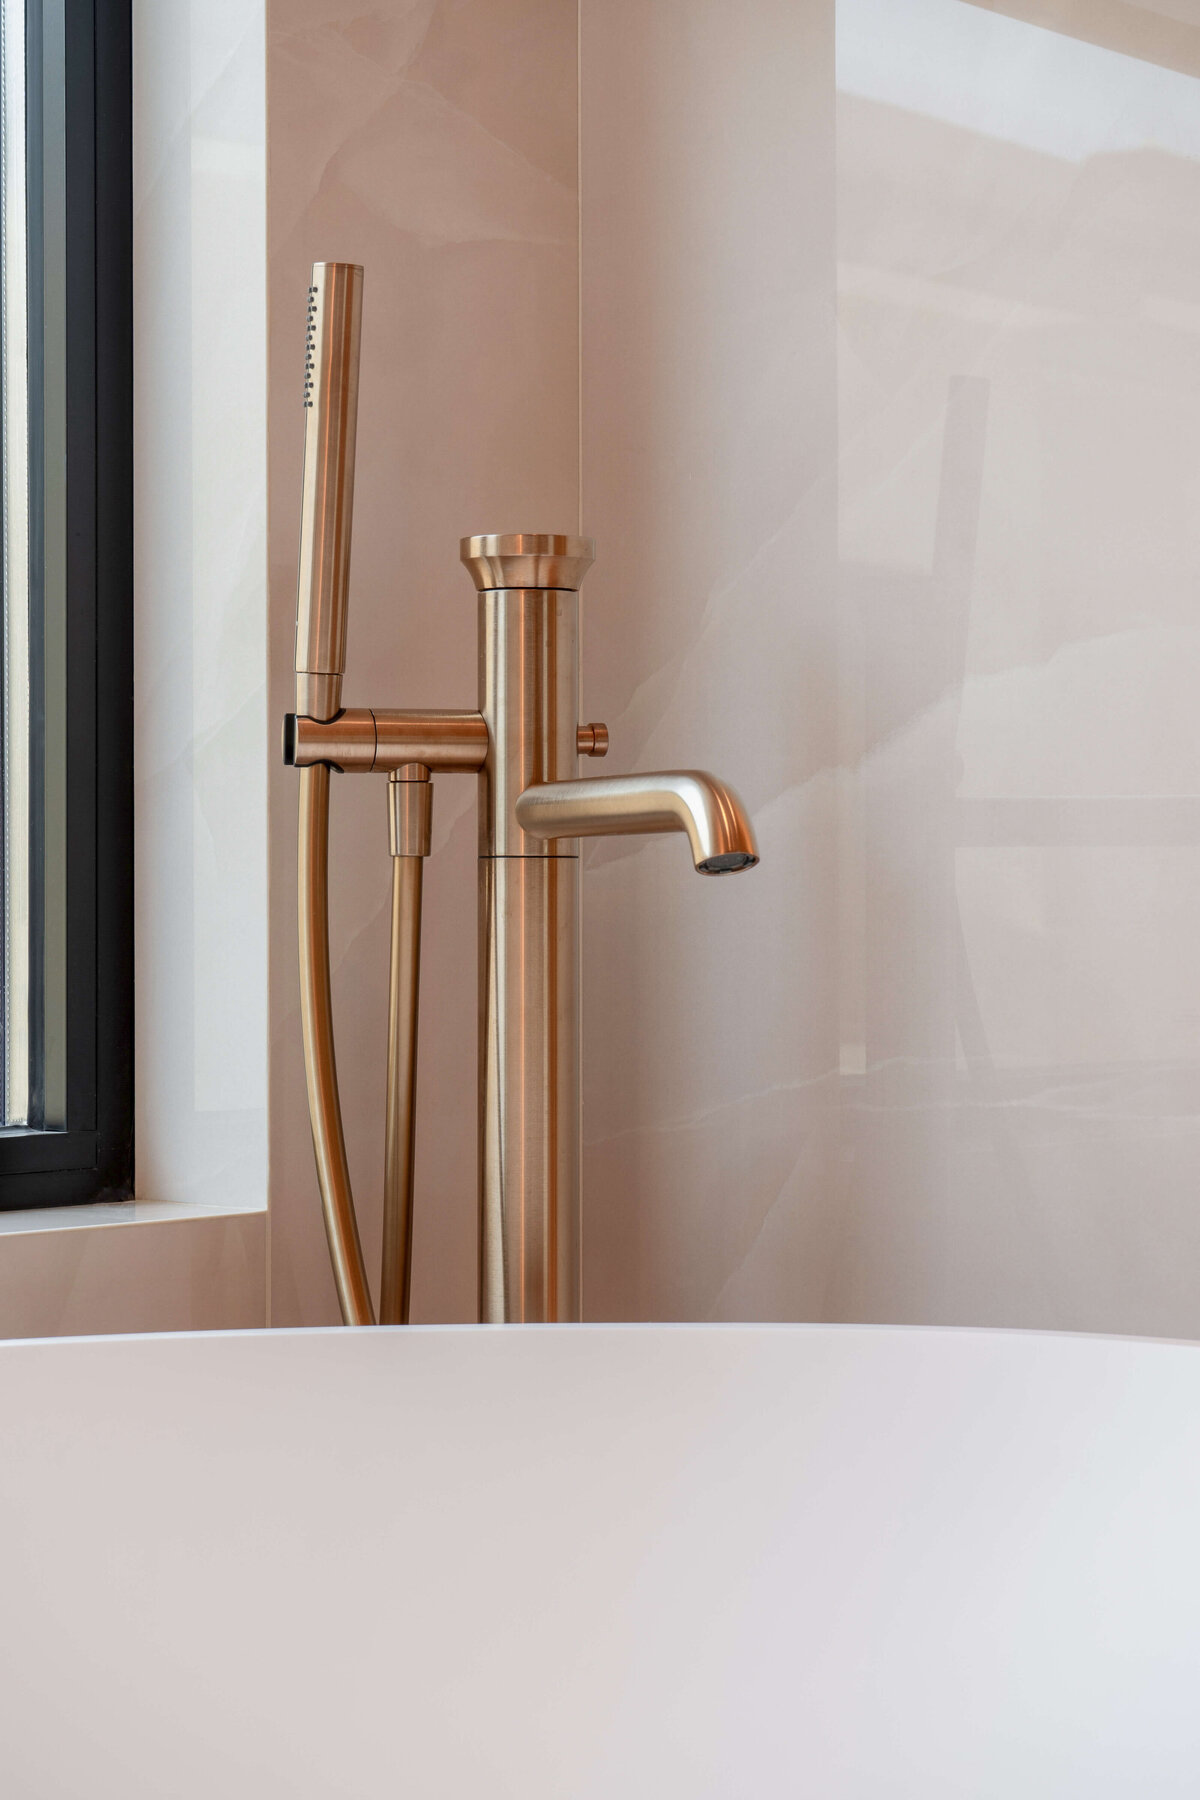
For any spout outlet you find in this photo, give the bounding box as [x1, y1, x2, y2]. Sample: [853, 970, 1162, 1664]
[515, 771, 759, 874]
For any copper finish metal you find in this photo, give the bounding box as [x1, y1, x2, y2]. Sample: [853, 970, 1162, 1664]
[576, 722, 609, 758]
[295, 263, 363, 720]
[381, 856, 423, 1323]
[478, 587, 579, 856]
[374, 710, 488, 774]
[474, 567, 586, 1321]
[461, 533, 595, 594]
[294, 673, 344, 723]
[297, 763, 375, 1326]
[480, 854, 579, 1323]
[289, 708, 487, 774]
[290, 706, 377, 770]
[381, 766, 431, 1325]
[516, 770, 760, 873]
[388, 764, 433, 857]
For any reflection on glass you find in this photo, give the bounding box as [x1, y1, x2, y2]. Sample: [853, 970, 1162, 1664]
[1, 0, 66, 1131]
[1, 0, 28, 1125]
[836, 0, 1200, 1328]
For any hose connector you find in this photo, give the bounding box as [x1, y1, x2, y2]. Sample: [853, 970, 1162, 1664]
[389, 764, 433, 858]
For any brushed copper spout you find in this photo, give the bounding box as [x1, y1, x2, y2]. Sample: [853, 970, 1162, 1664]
[515, 771, 759, 873]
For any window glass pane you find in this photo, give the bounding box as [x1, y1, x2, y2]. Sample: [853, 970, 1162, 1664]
[836, 0, 1200, 1321]
[2, 0, 66, 1132]
[31, 0, 68, 1130]
[1, 0, 29, 1127]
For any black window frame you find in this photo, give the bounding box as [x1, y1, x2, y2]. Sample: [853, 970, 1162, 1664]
[0, 0, 131, 1209]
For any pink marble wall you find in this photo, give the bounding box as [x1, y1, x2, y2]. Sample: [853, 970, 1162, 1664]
[579, 0, 1200, 1338]
[268, 0, 1200, 1338]
[267, 0, 579, 1323]
[830, 0, 1200, 1337]
[577, 0, 841, 1319]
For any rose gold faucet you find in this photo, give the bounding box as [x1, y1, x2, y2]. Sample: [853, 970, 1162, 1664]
[287, 265, 759, 1327]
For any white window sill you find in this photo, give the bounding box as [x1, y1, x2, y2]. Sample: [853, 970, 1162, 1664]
[0, 1195, 265, 1236]
[0, 1197, 267, 1338]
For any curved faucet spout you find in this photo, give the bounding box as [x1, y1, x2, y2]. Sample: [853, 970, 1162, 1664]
[515, 771, 759, 874]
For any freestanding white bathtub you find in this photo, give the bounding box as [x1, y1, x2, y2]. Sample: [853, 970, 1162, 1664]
[1, 1323, 1198, 1796]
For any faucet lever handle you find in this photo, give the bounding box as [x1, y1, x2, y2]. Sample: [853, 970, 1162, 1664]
[295, 261, 364, 721]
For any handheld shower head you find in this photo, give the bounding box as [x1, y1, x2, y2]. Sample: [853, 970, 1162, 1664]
[294, 262, 364, 721]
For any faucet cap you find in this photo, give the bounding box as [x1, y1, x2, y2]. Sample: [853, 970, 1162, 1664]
[460, 533, 595, 592]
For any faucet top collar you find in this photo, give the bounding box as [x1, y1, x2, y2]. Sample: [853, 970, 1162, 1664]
[460, 533, 595, 593]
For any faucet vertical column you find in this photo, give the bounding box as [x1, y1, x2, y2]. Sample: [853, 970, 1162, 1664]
[461, 535, 596, 1323]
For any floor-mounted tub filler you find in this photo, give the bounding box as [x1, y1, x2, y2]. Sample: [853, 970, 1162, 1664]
[284, 262, 758, 1326]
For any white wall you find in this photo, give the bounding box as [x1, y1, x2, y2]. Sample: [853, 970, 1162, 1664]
[134, 0, 269, 1214]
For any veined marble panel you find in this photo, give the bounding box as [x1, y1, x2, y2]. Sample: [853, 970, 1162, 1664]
[579, 0, 841, 1320]
[264, 0, 1200, 1337]
[832, 0, 1200, 1336]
